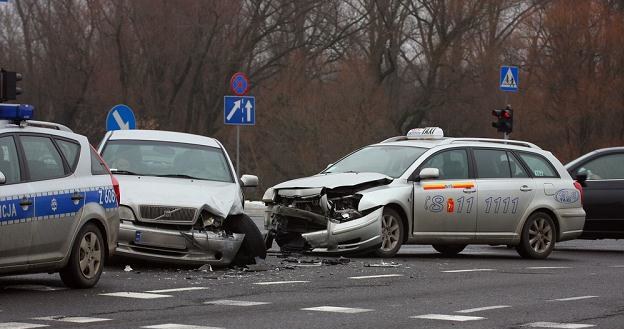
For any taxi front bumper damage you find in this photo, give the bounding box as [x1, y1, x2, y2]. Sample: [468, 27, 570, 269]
[116, 221, 244, 266]
[265, 190, 383, 253]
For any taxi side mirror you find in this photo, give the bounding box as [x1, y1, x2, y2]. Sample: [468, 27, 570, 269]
[0, 171, 5, 185]
[240, 174, 258, 188]
[415, 168, 439, 181]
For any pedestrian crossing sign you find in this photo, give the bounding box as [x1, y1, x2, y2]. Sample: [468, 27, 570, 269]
[500, 66, 519, 92]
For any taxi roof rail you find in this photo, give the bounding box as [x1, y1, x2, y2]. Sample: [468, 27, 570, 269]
[445, 138, 541, 149]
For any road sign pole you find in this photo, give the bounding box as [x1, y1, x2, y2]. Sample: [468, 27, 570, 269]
[504, 94, 509, 141]
[236, 125, 240, 174]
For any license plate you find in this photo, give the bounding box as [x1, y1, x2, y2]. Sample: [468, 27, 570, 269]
[135, 231, 142, 242]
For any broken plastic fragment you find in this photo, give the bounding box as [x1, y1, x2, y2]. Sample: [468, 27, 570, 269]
[124, 265, 133, 272]
[363, 261, 401, 268]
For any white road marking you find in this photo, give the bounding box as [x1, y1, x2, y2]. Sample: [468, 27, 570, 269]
[253, 280, 309, 285]
[142, 325, 223, 329]
[348, 274, 404, 280]
[99, 292, 172, 299]
[205, 300, 271, 306]
[608, 265, 624, 268]
[145, 287, 209, 293]
[411, 314, 485, 321]
[33, 316, 111, 323]
[525, 266, 572, 270]
[549, 296, 598, 302]
[3, 285, 66, 292]
[0, 323, 49, 329]
[456, 305, 511, 313]
[524, 321, 595, 328]
[441, 269, 495, 273]
[301, 306, 373, 314]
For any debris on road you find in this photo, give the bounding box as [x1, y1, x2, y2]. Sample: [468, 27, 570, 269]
[364, 261, 401, 268]
[123, 265, 133, 272]
[196, 264, 213, 272]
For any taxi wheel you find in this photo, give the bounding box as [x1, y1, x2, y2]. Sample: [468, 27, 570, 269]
[60, 223, 104, 289]
[373, 208, 404, 258]
[432, 244, 466, 257]
[516, 212, 556, 259]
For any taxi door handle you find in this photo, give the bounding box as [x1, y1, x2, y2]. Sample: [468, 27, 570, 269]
[520, 185, 533, 192]
[19, 198, 33, 206]
[463, 188, 476, 194]
[71, 193, 84, 201]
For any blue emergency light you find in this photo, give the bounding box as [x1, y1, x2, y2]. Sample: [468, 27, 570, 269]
[0, 103, 34, 121]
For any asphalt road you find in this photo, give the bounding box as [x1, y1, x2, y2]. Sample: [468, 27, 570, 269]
[0, 205, 623, 329]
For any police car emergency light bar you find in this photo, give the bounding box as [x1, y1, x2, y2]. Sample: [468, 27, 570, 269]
[407, 127, 444, 139]
[0, 103, 34, 122]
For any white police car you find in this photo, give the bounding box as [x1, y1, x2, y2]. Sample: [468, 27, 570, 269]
[264, 127, 585, 259]
[0, 104, 119, 288]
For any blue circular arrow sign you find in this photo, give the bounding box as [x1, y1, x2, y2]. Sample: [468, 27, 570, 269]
[106, 104, 136, 131]
[230, 72, 249, 96]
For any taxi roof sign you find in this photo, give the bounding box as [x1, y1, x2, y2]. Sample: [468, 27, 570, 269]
[407, 127, 444, 139]
[0, 103, 33, 122]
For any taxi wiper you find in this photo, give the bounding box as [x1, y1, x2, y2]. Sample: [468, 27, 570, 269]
[156, 174, 202, 180]
[110, 169, 139, 175]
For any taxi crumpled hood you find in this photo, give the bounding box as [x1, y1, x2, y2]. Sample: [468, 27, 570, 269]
[114, 175, 243, 218]
[273, 172, 392, 191]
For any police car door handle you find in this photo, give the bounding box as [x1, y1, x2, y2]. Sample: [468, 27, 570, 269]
[19, 198, 33, 206]
[463, 187, 476, 194]
[520, 185, 533, 192]
[71, 193, 84, 201]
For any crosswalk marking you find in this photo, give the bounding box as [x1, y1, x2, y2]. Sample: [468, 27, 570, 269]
[100, 292, 172, 299]
[33, 316, 111, 323]
[456, 305, 511, 313]
[301, 306, 373, 314]
[549, 296, 598, 302]
[145, 287, 209, 293]
[525, 266, 571, 270]
[348, 274, 403, 280]
[524, 322, 595, 328]
[253, 280, 309, 285]
[411, 314, 485, 321]
[0, 323, 49, 329]
[142, 324, 223, 329]
[441, 269, 495, 273]
[205, 300, 271, 306]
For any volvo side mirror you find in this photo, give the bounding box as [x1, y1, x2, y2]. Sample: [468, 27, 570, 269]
[240, 174, 258, 187]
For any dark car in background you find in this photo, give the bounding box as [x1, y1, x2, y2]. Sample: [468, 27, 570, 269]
[566, 147, 624, 239]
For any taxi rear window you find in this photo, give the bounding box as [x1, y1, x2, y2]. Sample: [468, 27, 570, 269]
[517, 152, 559, 178]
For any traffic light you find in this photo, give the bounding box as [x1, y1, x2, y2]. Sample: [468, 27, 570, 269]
[492, 105, 513, 134]
[0, 69, 23, 102]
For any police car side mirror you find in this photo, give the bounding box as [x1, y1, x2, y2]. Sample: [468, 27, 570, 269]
[240, 174, 258, 188]
[416, 168, 440, 181]
[0, 171, 5, 185]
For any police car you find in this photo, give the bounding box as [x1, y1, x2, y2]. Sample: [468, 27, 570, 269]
[263, 127, 585, 259]
[0, 104, 119, 288]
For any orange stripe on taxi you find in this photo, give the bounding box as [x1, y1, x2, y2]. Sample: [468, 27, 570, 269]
[423, 184, 446, 190]
[451, 182, 475, 189]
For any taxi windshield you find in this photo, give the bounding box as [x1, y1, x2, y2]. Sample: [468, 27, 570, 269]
[324, 145, 427, 178]
[101, 140, 234, 183]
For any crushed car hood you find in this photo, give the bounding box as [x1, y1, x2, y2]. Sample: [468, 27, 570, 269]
[115, 175, 243, 218]
[273, 172, 392, 190]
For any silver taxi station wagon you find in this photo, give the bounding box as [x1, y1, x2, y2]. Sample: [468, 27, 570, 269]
[263, 128, 586, 259]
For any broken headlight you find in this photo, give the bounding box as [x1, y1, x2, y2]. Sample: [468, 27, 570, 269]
[197, 212, 223, 229]
[262, 187, 276, 203]
[329, 195, 363, 221]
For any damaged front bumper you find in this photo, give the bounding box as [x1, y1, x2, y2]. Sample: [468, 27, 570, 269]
[267, 206, 383, 253]
[115, 221, 244, 266]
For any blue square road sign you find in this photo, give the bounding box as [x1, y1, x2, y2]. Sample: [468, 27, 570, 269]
[224, 96, 255, 125]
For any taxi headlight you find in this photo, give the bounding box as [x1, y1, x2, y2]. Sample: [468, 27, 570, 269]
[262, 188, 276, 203]
[119, 206, 136, 222]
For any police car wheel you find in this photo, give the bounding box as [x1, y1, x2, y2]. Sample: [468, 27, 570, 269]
[373, 208, 404, 258]
[432, 244, 466, 256]
[516, 212, 556, 259]
[59, 223, 104, 289]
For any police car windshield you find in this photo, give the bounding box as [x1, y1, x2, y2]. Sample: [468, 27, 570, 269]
[101, 140, 234, 183]
[324, 145, 427, 178]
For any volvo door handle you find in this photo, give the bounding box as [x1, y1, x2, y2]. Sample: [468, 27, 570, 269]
[520, 185, 533, 192]
[463, 188, 477, 194]
[71, 193, 84, 201]
[19, 198, 33, 206]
